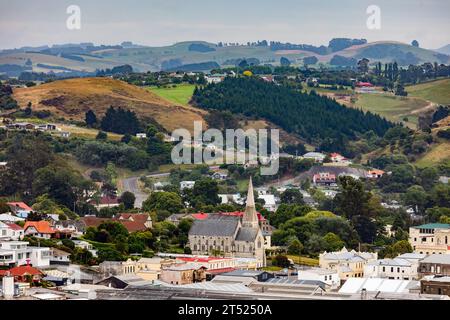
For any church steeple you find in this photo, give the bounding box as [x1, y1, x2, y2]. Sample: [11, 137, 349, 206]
[242, 177, 259, 228]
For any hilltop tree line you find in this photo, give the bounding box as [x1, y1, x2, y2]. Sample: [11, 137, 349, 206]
[192, 77, 393, 155]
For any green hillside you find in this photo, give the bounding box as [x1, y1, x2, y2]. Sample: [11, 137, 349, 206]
[406, 79, 450, 105]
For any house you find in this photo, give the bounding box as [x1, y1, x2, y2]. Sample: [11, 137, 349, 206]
[160, 263, 207, 285]
[211, 172, 228, 181]
[36, 124, 57, 131]
[313, 172, 337, 187]
[205, 74, 225, 84]
[439, 176, 449, 184]
[53, 220, 86, 237]
[409, 223, 450, 254]
[364, 257, 421, 280]
[23, 221, 55, 239]
[0, 266, 44, 283]
[180, 181, 196, 190]
[319, 247, 378, 280]
[7, 202, 33, 218]
[0, 213, 25, 223]
[50, 248, 71, 266]
[6, 123, 36, 131]
[0, 161, 7, 171]
[421, 277, 450, 297]
[73, 240, 98, 257]
[297, 268, 340, 289]
[136, 133, 147, 139]
[0, 241, 51, 267]
[89, 195, 120, 210]
[329, 153, 351, 165]
[356, 82, 374, 88]
[218, 194, 244, 205]
[115, 213, 153, 229]
[367, 169, 385, 179]
[419, 254, 450, 277]
[0, 222, 24, 241]
[303, 152, 326, 163]
[80, 215, 151, 234]
[258, 194, 277, 212]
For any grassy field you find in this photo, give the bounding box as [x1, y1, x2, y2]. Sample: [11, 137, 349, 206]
[148, 84, 196, 106]
[58, 124, 123, 141]
[407, 79, 450, 105]
[415, 140, 450, 168]
[352, 93, 429, 127]
[287, 255, 320, 267]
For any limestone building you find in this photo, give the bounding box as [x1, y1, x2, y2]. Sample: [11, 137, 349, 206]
[188, 178, 266, 267]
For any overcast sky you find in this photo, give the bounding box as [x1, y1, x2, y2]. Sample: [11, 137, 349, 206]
[1, 0, 449, 50]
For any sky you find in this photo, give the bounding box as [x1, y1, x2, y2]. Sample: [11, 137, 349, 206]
[0, 0, 449, 50]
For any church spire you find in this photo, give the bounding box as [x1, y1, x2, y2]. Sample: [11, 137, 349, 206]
[242, 177, 259, 228]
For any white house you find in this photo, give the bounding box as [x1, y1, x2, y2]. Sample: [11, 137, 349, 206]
[180, 181, 196, 191]
[258, 194, 277, 212]
[136, 133, 147, 139]
[303, 152, 326, 163]
[364, 258, 421, 280]
[218, 194, 244, 205]
[50, 248, 71, 265]
[73, 240, 98, 257]
[298, 268, 340, 289]
[0, 213, 25, 223]
[0, 222, 24, 241]
[0, 241, 51, 267]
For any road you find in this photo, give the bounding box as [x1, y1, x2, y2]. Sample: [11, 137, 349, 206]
[120, 166, 221, 209]
[122, 177, 148, 209]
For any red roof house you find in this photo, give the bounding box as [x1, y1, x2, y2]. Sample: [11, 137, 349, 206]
[0, 266, 44, 282]
[23, 221, 55, 239]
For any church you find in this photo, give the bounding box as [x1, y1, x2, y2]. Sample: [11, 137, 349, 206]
[188, 178, 266, 267]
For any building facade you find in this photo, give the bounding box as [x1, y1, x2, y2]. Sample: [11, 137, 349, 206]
[409, 223, 450, 255]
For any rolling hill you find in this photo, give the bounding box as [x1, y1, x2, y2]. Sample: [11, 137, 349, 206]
[1, 40, 449, 73]
[12, 77, 207, 133]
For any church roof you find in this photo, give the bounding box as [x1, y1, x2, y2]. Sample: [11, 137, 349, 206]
[235, 227, 259, 242]
[189, 215, 239, 237]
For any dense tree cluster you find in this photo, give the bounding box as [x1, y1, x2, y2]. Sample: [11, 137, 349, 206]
[193, 77, 393, 154]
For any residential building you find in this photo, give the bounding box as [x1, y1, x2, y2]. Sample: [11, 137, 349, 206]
[115, 213, 153, 229]
[313, 172, 337, 187]
[50, 248, 71, 266]
[0, 241, 51, 267]
[89, 195, 120, 210]
[0, 266, 44, 283]
[0, 213, 25, 223]
[364, 257, 420, 280]
[180, 181, 196, 190]
[419, 254, 450, 277]
[80, 214, 151, 234]
[258, 194, 277, 212]
[218, 194, 244, 206]
[367, 169, 385, 179]
[53, 220, 86, 237]
[439, 176, 449, 184]
[23, 221, 55, 239]
[188, 178, 267, 267]
[0, 222, 24, 241]
[329, 153, 351, 165]
[73, 240, 98, 257]
[136, 133, 147, 139]
[409, 223, 450, 254]
[135, 257, 176, 281]
[298, 268, 340, 288]
[6, 202, 33, 218]
[303, 152, 326, 163]
[319, 247, 378, 280]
